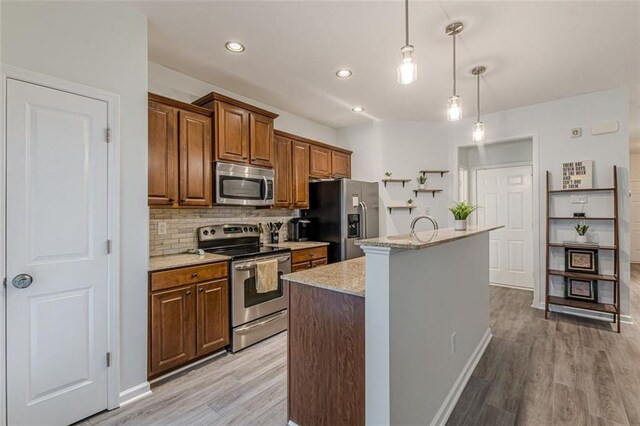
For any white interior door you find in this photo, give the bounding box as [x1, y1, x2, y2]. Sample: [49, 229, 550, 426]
[6, 79, 110, 425]
[477, 165, 534, 289]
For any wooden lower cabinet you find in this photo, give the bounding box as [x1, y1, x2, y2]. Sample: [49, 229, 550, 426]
[149, 262, 229, 378]
[291, 246, 328, 272]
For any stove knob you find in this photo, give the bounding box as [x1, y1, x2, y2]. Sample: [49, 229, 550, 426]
[243, 227, 248, 232]
[249, 227, 254, 232]
[210, 229, 216, 235]
[203, 230, 209, 236]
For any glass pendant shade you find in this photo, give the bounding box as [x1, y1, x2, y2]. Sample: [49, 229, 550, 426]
[447, 95, 462, 121]
[397, 45, 417, 85]
[472, 121, 485, 142]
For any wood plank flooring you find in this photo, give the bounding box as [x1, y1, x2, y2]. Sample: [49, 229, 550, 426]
[81, 266, 640, 425]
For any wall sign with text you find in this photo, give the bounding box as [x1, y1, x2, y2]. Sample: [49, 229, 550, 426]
[562, 161, 593, 190]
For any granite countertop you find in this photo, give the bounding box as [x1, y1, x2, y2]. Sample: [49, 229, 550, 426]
[149, 252, 230, 272]
[283, 257, 365, 297]
[355, 226, 504, 250]
[264, 241, 330, 250]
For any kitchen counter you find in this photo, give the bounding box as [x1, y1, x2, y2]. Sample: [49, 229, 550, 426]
[355, 226, 503, 250]
[148, 252, 230, 272]
[283, 257, 365, 297]
[264, 241, 329, 250]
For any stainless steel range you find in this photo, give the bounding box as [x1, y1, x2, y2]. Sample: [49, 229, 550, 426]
[197, 224, 291, 352]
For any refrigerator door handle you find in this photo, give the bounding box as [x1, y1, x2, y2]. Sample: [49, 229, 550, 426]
[359, 201, 368, 238]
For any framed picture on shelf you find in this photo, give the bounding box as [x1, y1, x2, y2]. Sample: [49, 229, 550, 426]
[562, 160, 593, 190]
[565, 277, 598, 302]
[565, 247, 598, 274]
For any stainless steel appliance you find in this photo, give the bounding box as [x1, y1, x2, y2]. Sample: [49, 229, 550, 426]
[307, 179, 379, 263]
[197, 224, 290, 352]
[215, 162, 275, 206]
[288, 217, 312, 242]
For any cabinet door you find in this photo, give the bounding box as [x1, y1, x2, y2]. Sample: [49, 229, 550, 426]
[178, 111, 212, 207]
[292, 262, 312, 272]
[150, 285, 195, 377]
[196, 279, 229, 356]
[291, 141, 310, 209]
[274, 135, 292, 208]
[148, 100, 178, 206]
[309, 145, 332, 178]
[331, 151, 351, 178]
[215, 100, 250, 163]
[250, 113, 274, 168]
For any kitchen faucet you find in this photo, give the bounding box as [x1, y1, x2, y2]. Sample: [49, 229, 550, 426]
[410, 215, 439, 234]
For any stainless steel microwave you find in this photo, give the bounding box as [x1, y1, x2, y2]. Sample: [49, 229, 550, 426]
[215, 162, 275, 206]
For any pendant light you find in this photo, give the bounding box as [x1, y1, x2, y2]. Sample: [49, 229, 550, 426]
[471, 66, 487, 142]
[445, 22, 463, 121]
[397, 0, 417, 85]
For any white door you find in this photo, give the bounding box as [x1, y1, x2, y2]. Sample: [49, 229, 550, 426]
[6, 79, 110, 425]
[477, 166, 533, 289]
[630, 181, 640, 263]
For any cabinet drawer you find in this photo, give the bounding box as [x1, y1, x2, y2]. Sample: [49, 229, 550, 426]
[291, 246, 328, 264]
[311, 258, 328, 268]
[291, 261, 312, 272]
[151, 262, 228, 292]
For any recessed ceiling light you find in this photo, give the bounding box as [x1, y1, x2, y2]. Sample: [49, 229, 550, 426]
[352, 106, 365, 113]
[336, 69, 352, 78]
[225, 41, 245, 53]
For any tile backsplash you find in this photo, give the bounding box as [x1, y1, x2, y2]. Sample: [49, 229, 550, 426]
[149, 207, 297, 256]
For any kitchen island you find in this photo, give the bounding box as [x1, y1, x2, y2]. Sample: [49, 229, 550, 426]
[283, 226, 501, 426]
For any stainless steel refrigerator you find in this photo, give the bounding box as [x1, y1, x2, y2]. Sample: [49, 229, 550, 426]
[306, 179, 379, 263]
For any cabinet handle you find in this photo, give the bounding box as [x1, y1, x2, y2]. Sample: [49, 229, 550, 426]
[191, 272, 198, 278]
[186, 290, 192, 295]
[242, 156, 248, 160]
[168, 198, 174, 203]
[180, 198, 186, 203]
[199, 287, 204, 292]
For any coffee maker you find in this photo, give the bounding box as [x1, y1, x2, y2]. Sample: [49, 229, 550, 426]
[288, 217, 312, 242]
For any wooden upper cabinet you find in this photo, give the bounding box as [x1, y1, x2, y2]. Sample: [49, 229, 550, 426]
[250, 113, 274, 167]
[331, 150, 351, 178]
[148, 100, 178, 206]
[179, 111, 212, 207]
[149, 285, 195, 377]
[291, 141, 310, 208]
[274, 135, 292, 208]
[215, 100, 250, 163]
[309, 145, 332, 178]
[196, 279, 229, 356]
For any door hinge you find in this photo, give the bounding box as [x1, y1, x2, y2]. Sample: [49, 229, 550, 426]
[106, 352, 112, 367]
[106, 239, 112, 254]
[106, 128, 111, 143]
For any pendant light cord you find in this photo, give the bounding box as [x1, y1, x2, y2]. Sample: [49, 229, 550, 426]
[476, 72, 481, 122]
[452, 33, 457, 95]
[405, 0, 409, 46]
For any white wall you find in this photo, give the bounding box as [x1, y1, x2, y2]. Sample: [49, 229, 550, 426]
[149, 62, 337, 145]
[339, 88, 631, 318]
[1, 1, 149, 396]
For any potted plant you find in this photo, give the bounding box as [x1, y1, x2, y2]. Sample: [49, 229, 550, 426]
[417, 175, 427, 189]
[384, 172, 392, 179]
[575, 223, 589, 243]
[448, 201, 480, 231]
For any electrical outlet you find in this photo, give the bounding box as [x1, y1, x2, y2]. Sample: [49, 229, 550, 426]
[451, 332, 456, 354]
[424, 206, 431, 215]
[570, 195, 588, 204]
[158, 221, 167, 235]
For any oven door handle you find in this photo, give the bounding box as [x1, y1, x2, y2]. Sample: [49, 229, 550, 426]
[262, 176, 269, 201]
[235, 311, 287, 333]
[234, 255, 290, 270]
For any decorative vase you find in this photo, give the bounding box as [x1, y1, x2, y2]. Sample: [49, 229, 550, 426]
[419, 184, 426, 190]
[576, 234, 588, 243]
[454, 219, 467, 231]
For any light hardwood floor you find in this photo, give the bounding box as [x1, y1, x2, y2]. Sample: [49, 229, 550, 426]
[82, 268, 639, 425]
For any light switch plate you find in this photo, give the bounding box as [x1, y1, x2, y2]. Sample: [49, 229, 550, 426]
[158, 221, 167, 235]
[570, 195, 588, 204]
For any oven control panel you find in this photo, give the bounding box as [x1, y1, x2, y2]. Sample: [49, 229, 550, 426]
[198, 224, 260, 242]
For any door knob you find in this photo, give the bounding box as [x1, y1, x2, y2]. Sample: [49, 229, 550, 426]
[12, 274, 33, 289]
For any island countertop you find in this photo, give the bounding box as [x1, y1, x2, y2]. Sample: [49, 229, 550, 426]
[283, 257, 365, 297]
[355, 225, 503, 250]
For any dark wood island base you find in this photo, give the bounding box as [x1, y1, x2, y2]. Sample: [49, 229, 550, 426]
[287, 282, 365, 426]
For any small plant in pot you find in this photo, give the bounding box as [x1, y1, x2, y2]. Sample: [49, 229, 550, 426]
[417, 175, 427, 189]
[449, 201, 480, 231]
[575, 223, 589, 243]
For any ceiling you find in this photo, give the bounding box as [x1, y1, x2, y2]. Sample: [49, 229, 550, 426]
[132, 1, 640, 136]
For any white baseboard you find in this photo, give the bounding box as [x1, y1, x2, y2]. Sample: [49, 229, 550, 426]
[489, 282, 534, 292]
[119, 382, 151, 407]
[430, 328, 492, 426]
[532, 302, 633, 325]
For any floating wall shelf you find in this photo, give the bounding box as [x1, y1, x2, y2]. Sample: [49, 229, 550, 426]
[387, 205, 415, 214]
[382, 178, 411, 188]
[549, 217, 615, 221]
[419, 170, 449, 178]
[548, 187, 614, 194]
[413, 189, 443, 198]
